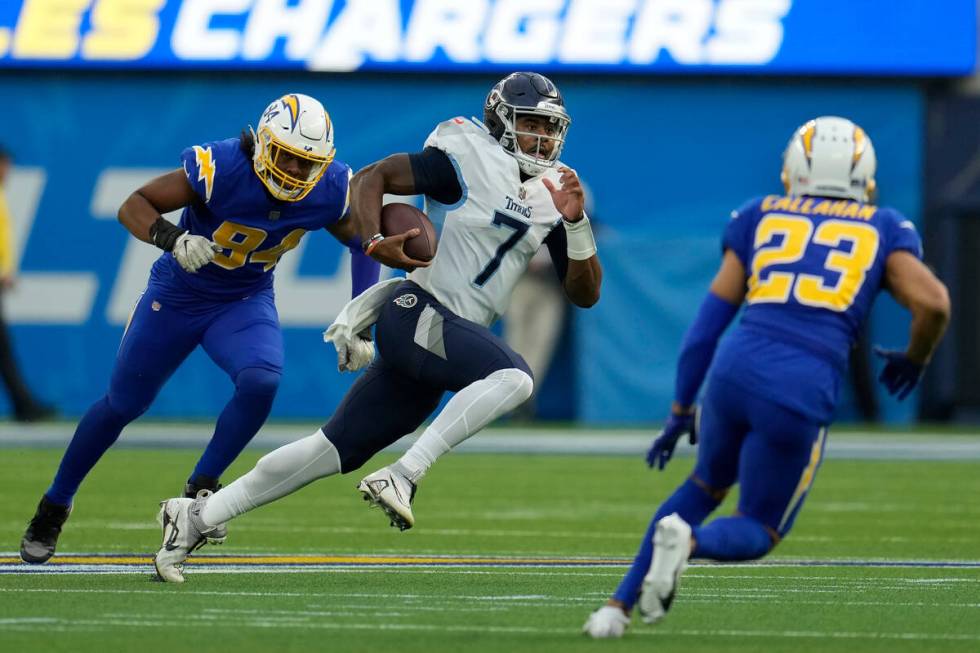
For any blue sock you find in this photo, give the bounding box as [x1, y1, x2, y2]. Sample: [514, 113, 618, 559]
[45, 397, 133, 506]
[692, 516, 773, 561]
[612, 478, 721, 608]
[190, 367, 279, 484]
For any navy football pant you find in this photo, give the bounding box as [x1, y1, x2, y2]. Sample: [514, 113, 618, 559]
[45, 285, 282, 505]
[324, 282, 531, 472]
[613, 374, 827, 607]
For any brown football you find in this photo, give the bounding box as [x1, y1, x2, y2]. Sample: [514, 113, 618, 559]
[380, 203, 438, 262]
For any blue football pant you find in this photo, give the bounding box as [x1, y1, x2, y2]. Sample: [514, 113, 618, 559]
[45, 286, 282, 505]
[613, 375, 827, 607]
[694, 374, 828, 539]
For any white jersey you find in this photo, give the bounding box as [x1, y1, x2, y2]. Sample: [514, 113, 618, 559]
[409, 117, 565, 327]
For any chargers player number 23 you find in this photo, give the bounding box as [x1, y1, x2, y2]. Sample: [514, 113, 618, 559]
[747, 213, 880, 312]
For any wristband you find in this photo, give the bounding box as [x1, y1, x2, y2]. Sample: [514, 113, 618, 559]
[149, 217, 186, 252]
[563, 212, 597, 261]
[362, 233, 385, 256]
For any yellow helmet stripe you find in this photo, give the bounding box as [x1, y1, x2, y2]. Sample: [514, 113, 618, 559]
[852, 126, 867, 168]
[801, 120, 817, 162]
[281, 94, 300, 131]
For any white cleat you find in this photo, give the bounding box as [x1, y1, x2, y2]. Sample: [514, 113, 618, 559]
[582, 605, 631, 639]
[356, 466, 417, 531]
[638, 513, 692, 624]
[189, 490, 227, 545]
[154, 492, 220, 583]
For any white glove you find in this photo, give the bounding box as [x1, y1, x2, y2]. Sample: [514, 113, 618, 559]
[173, 233, 221, 273]
[335, 333, 375, 372]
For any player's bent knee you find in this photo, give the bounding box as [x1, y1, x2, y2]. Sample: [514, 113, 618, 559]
[490, 368, 534, 406]
[514, 354, 533, 381]
[104, 392, 150, 423]
[235, 367, 281, 398]
[742, 516, 779, 559]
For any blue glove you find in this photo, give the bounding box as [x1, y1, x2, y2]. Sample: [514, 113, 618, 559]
[873, 346, 924, 401]
[645, 412, 697, 470]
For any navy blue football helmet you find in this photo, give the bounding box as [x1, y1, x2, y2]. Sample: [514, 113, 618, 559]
[483, 72, 571, 176]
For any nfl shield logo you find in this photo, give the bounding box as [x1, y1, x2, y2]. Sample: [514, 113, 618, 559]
[269, 210, 280, 221]
[518, 186, 527, 200]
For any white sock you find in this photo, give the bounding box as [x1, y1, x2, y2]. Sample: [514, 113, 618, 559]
[397, 368, 532, 482]
[201, 430, 341, 526]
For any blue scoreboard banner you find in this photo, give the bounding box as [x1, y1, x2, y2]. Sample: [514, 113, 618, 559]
[0, 0, 974, 75]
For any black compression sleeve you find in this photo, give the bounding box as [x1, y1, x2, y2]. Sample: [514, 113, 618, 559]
[408, 147, 463, 205]
[543, 222, 569, 283]
[149, 217, 186, 252]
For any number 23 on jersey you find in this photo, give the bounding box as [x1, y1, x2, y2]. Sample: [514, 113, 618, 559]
[747, 213, 880, 312]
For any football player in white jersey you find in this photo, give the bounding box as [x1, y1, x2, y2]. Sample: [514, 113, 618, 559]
[153, 72, 602, 582]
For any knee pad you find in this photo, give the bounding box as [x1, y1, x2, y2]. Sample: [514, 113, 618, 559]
[235, 367, 281, 398]
[489, 368, 534, 405]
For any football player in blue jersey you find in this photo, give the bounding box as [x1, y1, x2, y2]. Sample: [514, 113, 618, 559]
[20, 93, 381, 564]
[584, 116, 951, 638]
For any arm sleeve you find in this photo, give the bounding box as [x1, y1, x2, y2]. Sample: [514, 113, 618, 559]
[346, 238, 381, 298]
[673, 292, 740, 408]
[408, 147, 463, 205]
[543, 222, 569, 283]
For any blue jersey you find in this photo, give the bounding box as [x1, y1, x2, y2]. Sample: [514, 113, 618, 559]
[714, 194, 922, 422]
[150, 137, 351, 302]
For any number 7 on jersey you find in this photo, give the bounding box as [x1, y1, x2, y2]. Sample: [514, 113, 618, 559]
[473, 211, 530, 286]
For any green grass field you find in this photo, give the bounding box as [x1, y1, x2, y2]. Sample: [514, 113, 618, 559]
[1, 444, 979, 652]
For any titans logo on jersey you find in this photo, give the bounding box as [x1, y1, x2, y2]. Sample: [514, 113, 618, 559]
[724, 194, 922, 364]
[151, 137, 351, 302]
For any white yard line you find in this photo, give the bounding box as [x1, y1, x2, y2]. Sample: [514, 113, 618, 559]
[0, 614, 978, 642]
[1, 424, 978, 459]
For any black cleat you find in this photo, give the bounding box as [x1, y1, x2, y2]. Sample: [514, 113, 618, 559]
[20, 496, 72, 564]
[14, 403, 57, 423]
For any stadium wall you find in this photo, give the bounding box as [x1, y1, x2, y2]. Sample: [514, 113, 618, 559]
[0, 72, 923, 423]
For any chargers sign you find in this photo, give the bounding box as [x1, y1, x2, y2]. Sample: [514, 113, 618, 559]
[0, 0, 974, 75]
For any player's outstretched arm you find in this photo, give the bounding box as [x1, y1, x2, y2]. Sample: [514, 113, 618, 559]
[646, 251, 745, 469]
[326, 219, 381, 298]
[349, 154, 431, 271]
[543, 167, 601, 307]
[876, 251, 951, 399]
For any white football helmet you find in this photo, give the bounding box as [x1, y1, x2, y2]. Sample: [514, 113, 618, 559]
[252, 93, 335, 201]
[781, 116, 876, 203]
